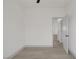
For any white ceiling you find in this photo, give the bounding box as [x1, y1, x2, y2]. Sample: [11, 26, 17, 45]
[18, 0, 71, 8]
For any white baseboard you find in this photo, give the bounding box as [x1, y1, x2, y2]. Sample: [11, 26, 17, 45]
[24, 45, 53, 47]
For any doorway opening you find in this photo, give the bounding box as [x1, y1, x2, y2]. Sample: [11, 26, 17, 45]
[52, 17, 63, 48]
[52, 16, 69, 54]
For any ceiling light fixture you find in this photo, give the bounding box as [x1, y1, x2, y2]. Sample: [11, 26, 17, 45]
[36, 0, 40, 3]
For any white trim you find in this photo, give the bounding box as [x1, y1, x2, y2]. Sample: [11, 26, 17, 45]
[24, 45, 53, 47]
[68, 50, 76, 59]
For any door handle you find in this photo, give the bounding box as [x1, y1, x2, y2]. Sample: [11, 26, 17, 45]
[65, 35, 69, 37]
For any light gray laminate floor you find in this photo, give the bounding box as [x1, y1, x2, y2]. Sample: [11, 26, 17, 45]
[11, 35, 74, 59]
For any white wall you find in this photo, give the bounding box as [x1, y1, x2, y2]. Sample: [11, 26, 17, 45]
[65, 0, 76, 57]
[24, 8, 65, 47]
[3, 0, 25, 58]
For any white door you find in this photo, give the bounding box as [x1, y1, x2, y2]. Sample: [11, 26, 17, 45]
[61, 16, 69, 54]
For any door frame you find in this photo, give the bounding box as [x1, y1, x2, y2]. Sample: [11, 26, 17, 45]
[52, 16, 69, 54]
